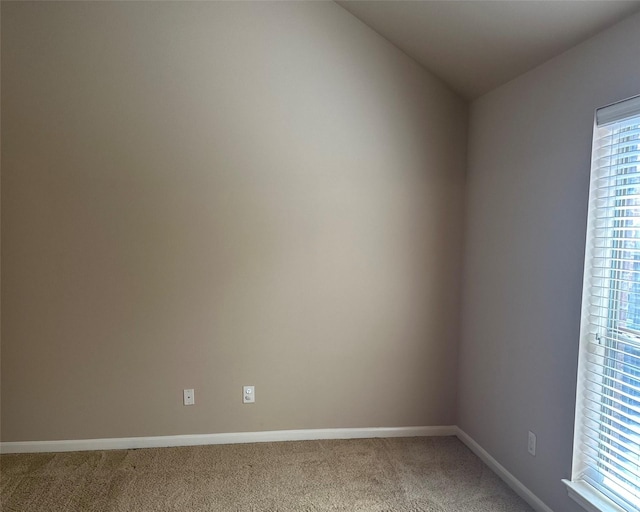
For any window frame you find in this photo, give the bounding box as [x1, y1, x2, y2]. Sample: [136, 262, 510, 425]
[565, 95, 640, 512]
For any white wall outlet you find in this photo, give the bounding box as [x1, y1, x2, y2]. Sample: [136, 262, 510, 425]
[528, 431, 536, 456]
[183, 388, 195, 406]
[243, 385, 255, 404]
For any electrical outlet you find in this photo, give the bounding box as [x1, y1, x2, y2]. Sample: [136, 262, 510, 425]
[528, 431, 536, 456]
[183, 389, 195, 406]
[243, 385, 255, 404]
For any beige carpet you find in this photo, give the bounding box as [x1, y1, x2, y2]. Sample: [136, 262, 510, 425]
[1, 436, 533, 511]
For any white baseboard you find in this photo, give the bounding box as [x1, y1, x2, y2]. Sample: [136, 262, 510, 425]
[0, 425, 456, 454]
[454, 427, 554, 512]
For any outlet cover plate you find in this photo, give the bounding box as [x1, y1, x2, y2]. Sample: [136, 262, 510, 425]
[243, 386, 255, 404]
[528, 431, 536, 456]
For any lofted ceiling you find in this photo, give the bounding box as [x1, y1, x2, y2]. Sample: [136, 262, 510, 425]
[336, 1, 640, 99]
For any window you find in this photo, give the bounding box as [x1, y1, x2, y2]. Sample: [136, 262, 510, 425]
[565, 95, 640, 512]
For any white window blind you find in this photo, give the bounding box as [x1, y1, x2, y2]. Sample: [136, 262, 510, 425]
[571, 95, 640, 512]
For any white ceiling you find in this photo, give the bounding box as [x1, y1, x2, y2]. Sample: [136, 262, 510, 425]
[336, 1, 640, 99]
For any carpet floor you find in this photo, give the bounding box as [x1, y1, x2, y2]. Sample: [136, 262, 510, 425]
[1, 436, 533, 511]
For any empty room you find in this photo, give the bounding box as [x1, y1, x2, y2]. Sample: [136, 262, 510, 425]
[1, 1, 640, 511]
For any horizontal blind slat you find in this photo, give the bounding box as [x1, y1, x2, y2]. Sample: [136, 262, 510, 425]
[581, 425, 639, 457]
[582, 473, 640, 512]
[585, 358, 640, 384]
[582, 387, 640, 416]
[581, 442, 640, 481]
[582, 400, 640, 436]
[584, 371, 640, 395]
[582, 452, 640, 494]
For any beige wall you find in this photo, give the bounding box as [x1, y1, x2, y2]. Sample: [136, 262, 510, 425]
[1, 1, 466, 442]
[458, 11, 640, 512]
